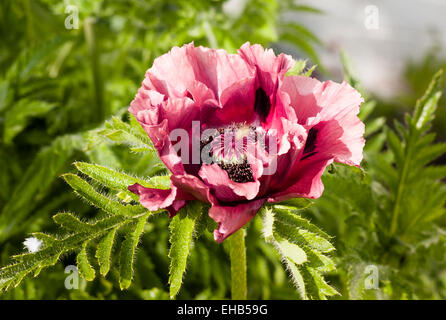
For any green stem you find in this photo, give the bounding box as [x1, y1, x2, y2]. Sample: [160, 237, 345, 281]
[389, 136, 413, 236]
[228, 229, 247, 300]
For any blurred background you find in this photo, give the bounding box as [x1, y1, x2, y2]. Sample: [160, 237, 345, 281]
[288, 0, 446, 142]
[291, 0, 446, 98]
[0, 0, 445, 299]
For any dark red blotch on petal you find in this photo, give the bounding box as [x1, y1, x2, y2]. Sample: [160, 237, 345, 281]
[254, 87, 271, 122]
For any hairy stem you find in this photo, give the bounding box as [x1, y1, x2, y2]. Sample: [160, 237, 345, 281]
[228, 229, 247, 300]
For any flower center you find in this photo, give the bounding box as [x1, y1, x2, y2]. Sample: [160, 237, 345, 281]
[200, 123, 264, 183]
[219, 159, 254, 183]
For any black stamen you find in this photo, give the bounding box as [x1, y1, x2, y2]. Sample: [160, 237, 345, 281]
[219, 160, 254, 183]
[254, 87, 271, 122]
[199, 125, 258, 183]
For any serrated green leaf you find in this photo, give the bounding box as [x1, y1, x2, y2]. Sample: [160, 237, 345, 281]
[91, 116, 154, 152]
[96, 228, 117, 276]
[77, 243, 95, 281]
[260, 204, 335, 300]
[306, 267, 339, 299]
[276, 237, 307, 265]
[63, 173, 147, 216]
[276, 197, 313, 209]
[53, 212, 93, 232]
[274, 206, 331, 239]
[420, 165, 446, 180]
[285, 59, 307, 77]
[168, 201, 202, 299]
[74, 162, 155, 190]
[287, 262, 307, 299]
[116, 190, 137, 203]
[414, 142, 446, 168]
[413, 69, 443, 129]
[313, 252, 336, 273]
[302, 64, 317, 77]
[297, 228, 335, 253]
[415, 132, 436, 149]
[261, 206, 275, 241]
[0, 207, 155, 291]
[261, 206, 307, 299]
[75, 162, 170, 191]
[31, 232, 56, 248]
[119, 216, 147, 290]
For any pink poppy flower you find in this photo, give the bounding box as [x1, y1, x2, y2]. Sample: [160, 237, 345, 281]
[128, 42, 365, 242]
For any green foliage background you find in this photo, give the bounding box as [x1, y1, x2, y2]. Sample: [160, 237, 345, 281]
[0, 0, 445, 300]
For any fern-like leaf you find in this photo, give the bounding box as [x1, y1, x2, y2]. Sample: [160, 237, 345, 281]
[119, 216, 147, 290]
[77, 242, 96, 281]
[168, 201, 202, 299]
[88, 115, 154, 153]
[96, 228, 117, 276]
[260, 201, 337, 300]
[0, 163, 166, 291]
[384, 69, 445, 237]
